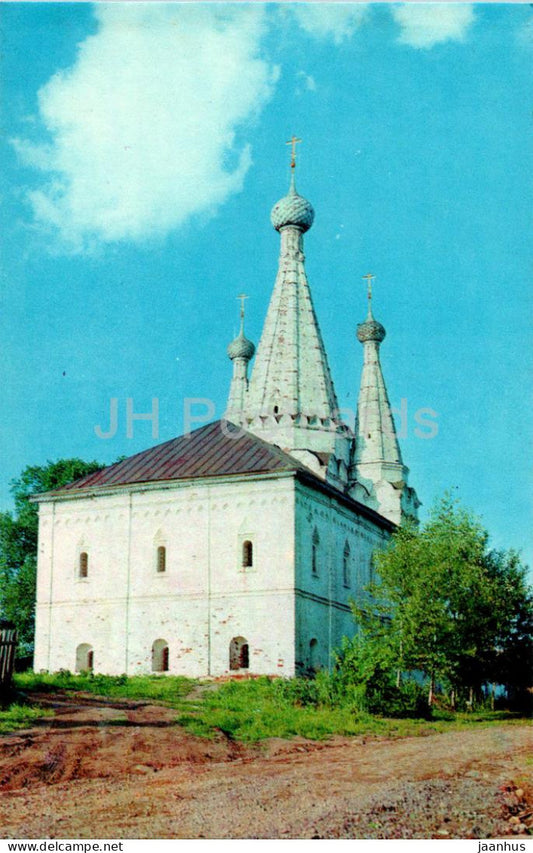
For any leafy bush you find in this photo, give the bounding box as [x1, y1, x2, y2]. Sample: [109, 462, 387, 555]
[361, 678, 432, 718]
[332, 635, 432, 719]
[272, 671, 342, 708]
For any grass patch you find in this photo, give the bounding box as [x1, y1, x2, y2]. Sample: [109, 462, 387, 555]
[174, 677, 530, 743]
[9, 671, 531, 743]
[0, 702, 53, 734]
[176, 701, 403, 742]
[14, 670, 196, 706]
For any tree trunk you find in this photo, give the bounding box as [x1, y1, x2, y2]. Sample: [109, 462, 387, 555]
[450, 688, 456, 711]
[428, 674, 435, 706]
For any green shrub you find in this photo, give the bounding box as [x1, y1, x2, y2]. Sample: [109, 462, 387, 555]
[362, 679, 432, 718]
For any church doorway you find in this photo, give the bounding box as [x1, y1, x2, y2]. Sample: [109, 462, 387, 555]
[75, 643, 94, 673]
[152, 639, 169, 672]
[229, 636, 249, 671]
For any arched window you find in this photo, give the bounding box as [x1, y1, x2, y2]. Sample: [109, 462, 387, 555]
[79, 552, 88, 578]
[229, 636, 249, 671]
[76, 643, 94, 672]
[156, 545, 166, 573]
[343, 541, 351, 588]
[152, 639, 169, 673]
[242, 540, 253, 569]
[153, 530, 167, 574]
[312, 528, 320, 576]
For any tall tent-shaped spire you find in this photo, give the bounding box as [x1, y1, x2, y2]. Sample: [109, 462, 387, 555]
[245, 171, 338, 424]
[349, 276, 419, 524]
[236, 142, 352, 481]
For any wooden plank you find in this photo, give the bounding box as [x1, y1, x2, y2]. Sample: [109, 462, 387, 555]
[0, 626, 18, 686]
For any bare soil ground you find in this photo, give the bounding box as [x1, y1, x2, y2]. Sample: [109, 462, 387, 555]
[0, 691, 532, 839]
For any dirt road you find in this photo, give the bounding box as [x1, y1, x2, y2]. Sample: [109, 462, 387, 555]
[0, 692, 531, 839]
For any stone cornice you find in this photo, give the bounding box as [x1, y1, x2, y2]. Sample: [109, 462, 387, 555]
[30, 469, 297, 504]
[294, 471, 395, 532]
[294, 587, 352, 614]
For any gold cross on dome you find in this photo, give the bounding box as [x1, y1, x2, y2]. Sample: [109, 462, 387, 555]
[237, 293, 248, 319]
[362, 273, 376, 302]
[286, 135, 302, 169]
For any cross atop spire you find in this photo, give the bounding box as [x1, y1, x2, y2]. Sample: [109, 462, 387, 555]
[237, 293, 248, 323]
[362, 272, 375, 302]
[362, 273, 376, 320]
[286, 135, 302, 169]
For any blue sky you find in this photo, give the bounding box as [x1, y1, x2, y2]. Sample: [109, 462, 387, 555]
[1, 2, 531, 569]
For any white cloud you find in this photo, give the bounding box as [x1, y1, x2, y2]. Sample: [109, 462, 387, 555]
[296, 70, 317, 94]
[13, 4, 276, 250]
[289, 3, 368, 44]
[391, 3, 475, 49]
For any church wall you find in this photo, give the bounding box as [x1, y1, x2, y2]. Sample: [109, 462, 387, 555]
[294, 481, 390, 674]
[34, 475, 296, 677]
[207, 476, 296, 676]
[34, 503, 53, 671]
[34, 493, 135, 674]
[30, 490, 127, 676]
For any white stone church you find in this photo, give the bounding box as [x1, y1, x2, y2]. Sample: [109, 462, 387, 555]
[33, 160, 419, 678]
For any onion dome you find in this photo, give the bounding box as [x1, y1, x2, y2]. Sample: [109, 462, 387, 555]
[227, 330, 255, 361]
[357, 297, 386, 343]
[357, 316, 386, 344]
[357, 275, 386, 343]
[270, 173, 315, 233]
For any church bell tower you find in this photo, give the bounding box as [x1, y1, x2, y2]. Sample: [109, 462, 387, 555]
[225, 137, 352, 487]
[224, 141, 419, 523]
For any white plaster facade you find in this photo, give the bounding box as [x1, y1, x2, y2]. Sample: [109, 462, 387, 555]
[34, 468, 389, 677]
[293, 480, 389, 672]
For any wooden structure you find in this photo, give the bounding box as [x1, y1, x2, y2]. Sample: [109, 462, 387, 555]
[0, 621, 17, 691]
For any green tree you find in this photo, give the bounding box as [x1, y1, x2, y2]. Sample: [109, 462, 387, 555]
[0, 459, 103, 657]
[349, 495, 533, 708]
